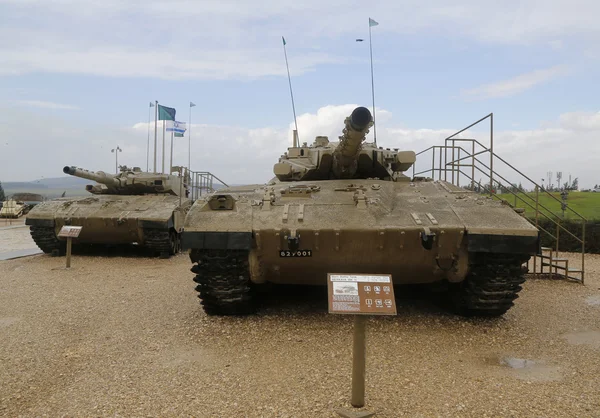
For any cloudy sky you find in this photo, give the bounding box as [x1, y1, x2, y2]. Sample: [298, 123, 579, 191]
[1, 0, 599, 188]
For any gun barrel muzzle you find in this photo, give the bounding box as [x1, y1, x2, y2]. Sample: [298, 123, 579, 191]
[349, 107, 372, 131]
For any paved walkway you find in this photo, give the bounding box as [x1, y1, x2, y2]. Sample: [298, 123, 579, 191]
[0, 248, 42, 261]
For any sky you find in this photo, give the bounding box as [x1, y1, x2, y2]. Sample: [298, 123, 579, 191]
[1, 0, 599, 189]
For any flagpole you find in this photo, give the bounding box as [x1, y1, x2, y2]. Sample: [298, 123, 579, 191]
[170, 130, 174, 174]
[188, 103, 192, 171]
[368, 19, 377, 146]
[154, 101, 158, 173]
[162, 120, 165, 174]
[282, 37, 299, 146]
[147, 102, 152, 172]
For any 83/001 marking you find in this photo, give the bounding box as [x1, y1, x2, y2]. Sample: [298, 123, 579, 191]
[280, 250, 312, 257]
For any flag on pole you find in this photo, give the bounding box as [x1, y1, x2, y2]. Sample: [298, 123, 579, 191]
[369, 18, 379, 27]
[158, 104, 176, 121]
[282, 36, 286, 46]
[190, 102, 196, 107]
[166, 120, 186, 133]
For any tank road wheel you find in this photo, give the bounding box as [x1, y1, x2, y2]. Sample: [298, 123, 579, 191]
[191, 250, 256, 316]
[450, 252, 529, 317]
[144, 229, 179, 258]
[29, 226, 65, 255]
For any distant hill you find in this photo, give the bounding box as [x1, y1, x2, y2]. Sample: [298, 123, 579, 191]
[3, 176, 89, 199]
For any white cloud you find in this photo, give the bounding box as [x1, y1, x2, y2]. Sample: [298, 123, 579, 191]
[1, 104, 599, 189]
[1, 0, 599, 80]
[558, 111, 600, 131]
[462, 66, 569, 99]
[16, 100, 79, 110]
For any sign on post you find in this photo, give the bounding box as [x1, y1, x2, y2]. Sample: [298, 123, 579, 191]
[58, 226, 82, 268]
[329, 273, 396, 415]
[328, 274, 397, 315]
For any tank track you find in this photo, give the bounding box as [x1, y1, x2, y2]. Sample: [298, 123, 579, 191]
[144, 229, 178, 257]
[452, 252, 529, 317]
[29, 226, 64, 255]
[191, 250, 256, 315]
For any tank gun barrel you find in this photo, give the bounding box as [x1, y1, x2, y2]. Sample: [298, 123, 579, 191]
[332, 106, 373, 178]
[63, 166, 120, 188]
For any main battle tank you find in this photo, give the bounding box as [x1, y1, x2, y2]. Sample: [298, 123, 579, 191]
[26, 166, 191, 257]
[183, 107, 539, 316]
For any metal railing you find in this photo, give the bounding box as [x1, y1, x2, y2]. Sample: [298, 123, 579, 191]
[188, 170, 228, 201]
[413, 113, 586, 283]
[170, 167, 228, 202]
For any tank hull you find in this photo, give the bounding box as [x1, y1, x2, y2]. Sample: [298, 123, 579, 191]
[26, 195, 190, 253]
[184, 179, 538, 286]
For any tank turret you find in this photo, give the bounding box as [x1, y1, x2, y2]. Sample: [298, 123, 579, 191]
[273, 106, 416, 182]
[63, 166, 187, 196]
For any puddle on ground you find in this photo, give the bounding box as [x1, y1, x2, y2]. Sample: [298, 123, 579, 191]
[484, 356, 562, 382]
[585, 296, 600, 306]
[564, 331, 600, 349]
[501, 357, 536, 369]
[0, 317, 21, 328]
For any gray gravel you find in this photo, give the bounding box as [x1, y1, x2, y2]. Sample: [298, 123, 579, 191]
[0, 249, 599, 417]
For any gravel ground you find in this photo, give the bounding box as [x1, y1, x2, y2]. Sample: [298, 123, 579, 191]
[0, 243, 599, 416]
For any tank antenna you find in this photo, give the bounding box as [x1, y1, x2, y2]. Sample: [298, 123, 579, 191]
[368, 18, 379, 147]
[282, 36, 299, 147]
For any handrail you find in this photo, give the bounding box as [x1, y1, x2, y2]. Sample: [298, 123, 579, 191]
[459, 169, 583, 243]
[416, 114, 585, 283]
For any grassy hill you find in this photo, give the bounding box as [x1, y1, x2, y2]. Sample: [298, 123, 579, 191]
[496, 191, 600, 221]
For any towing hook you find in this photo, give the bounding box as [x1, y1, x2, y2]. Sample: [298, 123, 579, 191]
[420, 228, 436, 250]
[287, 235, 300, 251]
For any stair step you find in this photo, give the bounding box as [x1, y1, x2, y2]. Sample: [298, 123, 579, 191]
[551, 258, 569, 262]
[542, 263, 568, 270]
[541, 247, 552, 251]
[568, 268, 582, 273]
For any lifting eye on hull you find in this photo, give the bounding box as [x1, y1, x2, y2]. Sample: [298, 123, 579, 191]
[421, 228, 436, 250]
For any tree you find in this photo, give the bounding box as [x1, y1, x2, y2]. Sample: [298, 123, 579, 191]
[571, 178, 579, 191]
[0, 181, 5, 202]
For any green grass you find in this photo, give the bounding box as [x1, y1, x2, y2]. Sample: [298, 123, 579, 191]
[496, 191, 600, 221]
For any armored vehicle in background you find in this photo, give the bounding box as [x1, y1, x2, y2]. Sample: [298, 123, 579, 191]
[183, 106, 539, 317]
[0, 199, 28, 218]
[26, 166, 191, 257]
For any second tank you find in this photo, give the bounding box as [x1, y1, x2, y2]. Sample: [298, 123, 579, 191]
[26, 165, 191, 257]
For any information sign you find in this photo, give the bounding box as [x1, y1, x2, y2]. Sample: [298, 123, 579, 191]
[58, 226, 82, 238]
[327, 273, 396, 315]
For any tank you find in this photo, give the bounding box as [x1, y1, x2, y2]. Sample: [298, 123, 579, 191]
[183, 107, 539, 316]
[0, 199, 28, 218]
[26, 165, 191, 257]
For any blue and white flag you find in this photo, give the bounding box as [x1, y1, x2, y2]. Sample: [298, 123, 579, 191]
[166, 120, 186, 133]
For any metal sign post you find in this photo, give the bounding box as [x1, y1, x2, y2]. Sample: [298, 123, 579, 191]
[58, 226, 82, 268]
[328, 273, 397, 416]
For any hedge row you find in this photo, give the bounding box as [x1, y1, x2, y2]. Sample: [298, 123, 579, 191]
[534, 218, 600, 254]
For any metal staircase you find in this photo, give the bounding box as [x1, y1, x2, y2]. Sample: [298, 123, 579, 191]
[412, 113, 586, 284]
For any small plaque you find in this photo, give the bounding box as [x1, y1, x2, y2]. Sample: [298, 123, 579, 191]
[58, 226, 82, 238]
[327, 273, 396, 315]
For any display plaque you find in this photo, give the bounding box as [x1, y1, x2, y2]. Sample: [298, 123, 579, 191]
[327, 273, 396, 315]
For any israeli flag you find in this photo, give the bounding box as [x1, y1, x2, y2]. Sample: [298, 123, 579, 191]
[166, 120, 186, 133]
